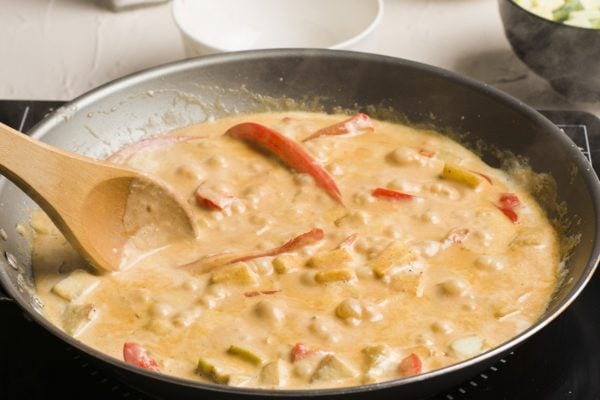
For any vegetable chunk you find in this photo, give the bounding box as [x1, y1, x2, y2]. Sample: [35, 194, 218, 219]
[197, 357, 234, 384]
[370, 241, 419, 278]
[227, 345, 264, 366]
[211, 262, 258, 285]
[123, 342, 160, 372]
[307, 248, 353, 269]
[303, 113, 374, 141]
[441, 163, 482, 188]
[311, 354, 357, 382]
[226, 122, 342, 203]
[52, 269, 98, 301]
[62, 303, 97, 336]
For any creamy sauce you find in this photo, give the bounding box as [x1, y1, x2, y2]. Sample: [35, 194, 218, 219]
[32, 112, 561, 389]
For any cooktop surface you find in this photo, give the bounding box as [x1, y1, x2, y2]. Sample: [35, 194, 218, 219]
[0, 101, 599, 400]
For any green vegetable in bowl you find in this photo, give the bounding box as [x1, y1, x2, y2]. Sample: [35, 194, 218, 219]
[514, 0, 600, 28]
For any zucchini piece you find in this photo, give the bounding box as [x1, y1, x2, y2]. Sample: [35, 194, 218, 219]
[197, 357, 233, 384]
[227, 345, 264, 366]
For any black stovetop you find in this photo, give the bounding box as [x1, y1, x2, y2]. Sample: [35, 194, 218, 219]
[1, 101, 599, 400]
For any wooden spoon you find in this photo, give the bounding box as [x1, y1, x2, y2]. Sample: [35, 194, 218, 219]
[0, 122, 199, 271]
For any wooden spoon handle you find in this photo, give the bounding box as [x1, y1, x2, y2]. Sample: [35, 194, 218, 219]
[0, 123, 76, 205]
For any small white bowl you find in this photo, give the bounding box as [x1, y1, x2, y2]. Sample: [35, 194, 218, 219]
[172, 0, 383, 56]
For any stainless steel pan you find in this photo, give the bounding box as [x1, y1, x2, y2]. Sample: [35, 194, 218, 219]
[1, 49, 599, 399]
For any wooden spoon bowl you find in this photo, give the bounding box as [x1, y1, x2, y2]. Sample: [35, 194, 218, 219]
[0, 122, 198, 271]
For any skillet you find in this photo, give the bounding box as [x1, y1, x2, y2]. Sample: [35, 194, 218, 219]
[0, 49, 598, 399]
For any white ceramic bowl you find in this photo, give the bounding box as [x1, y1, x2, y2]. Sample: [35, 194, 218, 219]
[172, 0, 384, 56]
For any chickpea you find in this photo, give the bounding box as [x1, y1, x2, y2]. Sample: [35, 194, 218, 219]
[352, 192, 375, 206]
[255, 300, 285, 323]
[335, 298, 363, 320]
[362, 304, 383, 322]
[300, 271, 318, 286]
[180, 280, 200, 292]
[427, 182, 460, 200]
[437, 278, 469, 297]
[475, 256, 504, 271]
[420, 210, 441, 224]
[206, 155, 228, 168]
[355, 266, 374, 280]
[388, 147, 418, 165]
[175, 165, 201, 180]
[230, 200, 247, 214]
[431, 320, 453, 334]
[326, 163, 344, 176]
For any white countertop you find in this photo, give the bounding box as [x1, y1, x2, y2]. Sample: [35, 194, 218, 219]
[2, 0, 598, 116]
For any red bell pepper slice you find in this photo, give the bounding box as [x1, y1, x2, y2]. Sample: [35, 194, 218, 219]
[181, 228, 324, 270]
[233, 228, 324, 263]
[194, 184, 235, 211]
[226, 122, 342, 203]
[303, 113, 373, 141]
[123, 342, 160, 372]
[372, 187, 417, 201]
[497, 206, 518, 223]
[290, 343, 318, 362]
[496, 193, 520, 223]
[499, 193, 520, 209]
[398, 353, 422, 377]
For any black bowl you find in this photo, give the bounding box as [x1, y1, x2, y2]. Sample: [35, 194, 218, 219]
[498, 0, 600, 101]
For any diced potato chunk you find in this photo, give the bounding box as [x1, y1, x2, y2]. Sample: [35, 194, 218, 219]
[227, 345, 264, 366]
[441, 163, 482, 188]
[307, 248, 353, 269]
[450, 335, 483, 358]
[52, 269, 99, 302]
[311, 354, 357, 383]
[272, 255, 301, 274]
[314, 269, 355, 284]
[260, 359, 288, 386]
[388, 271, 424, 296]
[197, 357, 234, 384]
[62, 303, 97, 336]
[362, 344, 396, 383]
[370, 241, 419, 278]
[211, 262, 258, 285]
